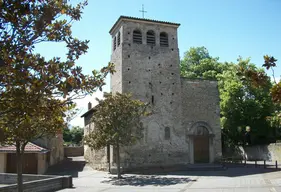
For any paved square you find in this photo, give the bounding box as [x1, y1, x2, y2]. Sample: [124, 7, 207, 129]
[59, 163, 281, 192]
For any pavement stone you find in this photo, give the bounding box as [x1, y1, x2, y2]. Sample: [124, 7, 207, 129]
[57, 157, 281, 192]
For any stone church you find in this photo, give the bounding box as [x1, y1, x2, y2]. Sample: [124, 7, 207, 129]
[82, 16, 222, 171]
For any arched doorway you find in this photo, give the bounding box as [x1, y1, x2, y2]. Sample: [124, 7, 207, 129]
[188, 121, 214, 164]
[193, 126, 209, 163]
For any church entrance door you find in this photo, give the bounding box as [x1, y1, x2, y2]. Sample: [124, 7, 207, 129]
[194, 135, 209, 163]
[193, 126, 210, 163]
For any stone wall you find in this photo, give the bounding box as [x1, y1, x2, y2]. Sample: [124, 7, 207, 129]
[181, 79, 222, 162]
[0, 173, 72, 192]
[33, 134, 64, 166]
[0, 173, 52, 184]
[64, 147, 84, 157]
[84, 122, 108, 170]
[224, 144, 281, 161]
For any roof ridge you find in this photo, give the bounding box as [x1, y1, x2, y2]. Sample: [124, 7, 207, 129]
[120, 15, 180, 25]
[29, 142, 45, 151]
[0, 142, 48, 153]
[109, 15, 180, 34]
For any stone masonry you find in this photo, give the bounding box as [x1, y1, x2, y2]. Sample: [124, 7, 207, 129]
[83, 16, 222, 171]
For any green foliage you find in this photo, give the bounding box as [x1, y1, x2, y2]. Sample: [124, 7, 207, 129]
[241, 55, 281, 104]
[84, 92, 148, 178]
[180, 47, 276, 146]
[236, 54, 281, 140]
[84, 92, 148, 149]
[0, 1, 114, 190]
[63, 126, 84, 145]
[63, 127, 72, 143]
[0, 0, 114, 146]
[180, 46, 228, 80]
[218, 58, 274, 145]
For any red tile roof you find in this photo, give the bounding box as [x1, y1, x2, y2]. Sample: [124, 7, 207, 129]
[0, 142, 48, 153]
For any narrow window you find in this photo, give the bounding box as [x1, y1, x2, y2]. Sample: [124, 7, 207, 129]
[147, 30, 155, 45]
[151, 95, 154, 105]
[117, 32, 121, 46]
[107, 145, 110, 163]
[165, 127, 170, 140]
[113, 36, 116, 50]
[160, 32, 168, 47]
[133, 30, 142, 44]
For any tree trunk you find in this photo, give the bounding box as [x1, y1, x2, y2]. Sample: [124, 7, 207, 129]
[116, 143, 121, 179]
[107, 145, 111, 173]
[16, 141, 23, 192]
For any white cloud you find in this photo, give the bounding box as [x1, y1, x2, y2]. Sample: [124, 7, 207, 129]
[69, 91, 104, 127]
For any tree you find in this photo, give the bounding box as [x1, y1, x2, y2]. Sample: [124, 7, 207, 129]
[180, 46, 228, 80]
[63, 127, 72, 143]
[240, 55, 281, 139]
[63, 126, 84, 145]
[0, 1, 114, 191]
[63, 105, 83, 145]
[180, 47, 275, 147]
[218, 58, 274, 145]
[84, 93, 148, 179]
[71, 126, 83, 145]
[241, 55, 281, 103]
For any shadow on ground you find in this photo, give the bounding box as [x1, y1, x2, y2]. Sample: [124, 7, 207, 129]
[101, 175, 196, 186]
[45, 157, 85, 178]
[121, 163, 281, 178]
[160, 167, 281, 177]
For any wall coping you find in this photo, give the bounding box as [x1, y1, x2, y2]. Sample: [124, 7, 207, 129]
[0, 174, 72, 191]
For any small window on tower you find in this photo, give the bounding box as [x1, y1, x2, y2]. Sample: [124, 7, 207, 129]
[147, 30, 155, 46]
[165, 127, 170, 140]
[160, 32, 168, 47]
[133, 30, 142, 44]
[117, 32, 121, 46]
[113, 36, 117, 50]
[151, 95, 154, 105]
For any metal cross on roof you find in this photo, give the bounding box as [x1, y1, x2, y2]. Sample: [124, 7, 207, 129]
[139, 4, 147, 18]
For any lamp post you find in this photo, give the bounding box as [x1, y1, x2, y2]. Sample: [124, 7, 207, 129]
[245, 126, 251, 145]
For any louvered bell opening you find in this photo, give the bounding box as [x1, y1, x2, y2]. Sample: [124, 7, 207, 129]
[113, 37, 117, 50]
[160, 33, 168, 47]
[117, 32, 121, 46]
[147, 31, 155, 46]
[133, 30, 142, 44]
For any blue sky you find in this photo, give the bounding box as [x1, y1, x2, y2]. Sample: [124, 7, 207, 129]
[35, 0, 281, 127]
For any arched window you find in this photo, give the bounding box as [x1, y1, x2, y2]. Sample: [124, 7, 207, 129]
[146, 30, 155, 45]
[117, 32, 121, 46]
[160, 32, 168, 47]
[165, 127, 170, 140]
[133, 30, 142, 44]
[113, 36, 117, 50]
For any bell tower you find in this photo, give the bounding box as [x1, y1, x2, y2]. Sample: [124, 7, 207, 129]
[109, 16, 181, 107]
[109, 16, 186, 167]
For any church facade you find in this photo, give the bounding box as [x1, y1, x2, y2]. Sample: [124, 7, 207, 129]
[83, 16, 222, 171]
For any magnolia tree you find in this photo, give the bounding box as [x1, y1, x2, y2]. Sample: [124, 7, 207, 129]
[0, 1, 114, 191]
[84, 93, 149, 179]
[239, 55, 281, 102]
[238, 55, 281, 139]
